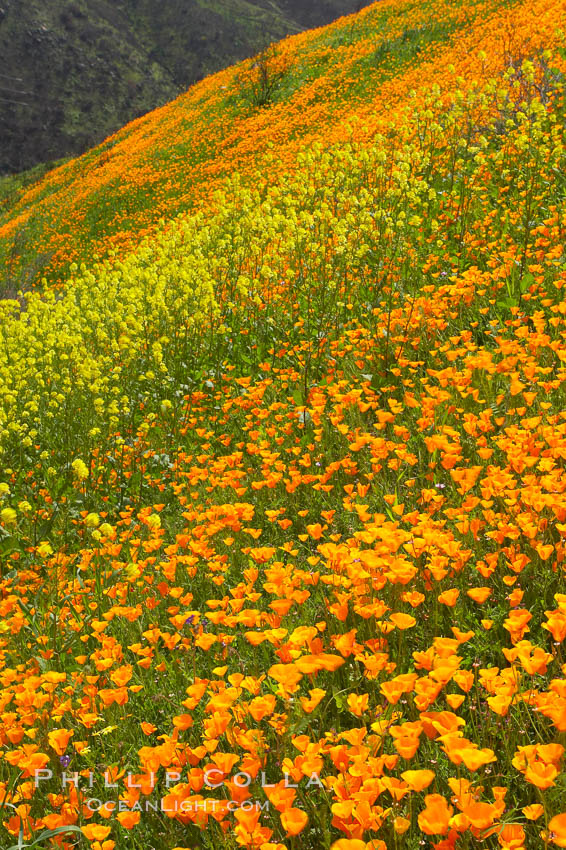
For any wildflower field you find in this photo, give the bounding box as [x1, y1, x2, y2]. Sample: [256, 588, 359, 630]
[2, 0, 566, 847]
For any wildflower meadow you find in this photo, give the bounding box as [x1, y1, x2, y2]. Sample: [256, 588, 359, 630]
[1, 0, 566, 848]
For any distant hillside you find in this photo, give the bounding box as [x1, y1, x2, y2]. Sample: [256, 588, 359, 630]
[0, 0, 500, 297]
[0, 0, 369, 174]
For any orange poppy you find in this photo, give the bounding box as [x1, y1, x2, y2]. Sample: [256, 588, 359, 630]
[281, 807, 309, 836]
[418, 794, 453, 835]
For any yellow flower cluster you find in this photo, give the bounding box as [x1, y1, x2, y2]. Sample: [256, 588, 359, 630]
[0, 218, 218, 461]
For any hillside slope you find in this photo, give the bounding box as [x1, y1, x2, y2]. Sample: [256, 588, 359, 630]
[1, 0, 566, 849]
[0, 0, 369, 174]
[0, 0, 504, 296]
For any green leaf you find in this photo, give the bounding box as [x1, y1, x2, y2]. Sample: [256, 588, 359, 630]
[6, 824, 83, 850]
[496, 297, 517, 312]
[333, 692, 345, 710]
[520, 272, 534, 293]
[0, 536, 23, 558]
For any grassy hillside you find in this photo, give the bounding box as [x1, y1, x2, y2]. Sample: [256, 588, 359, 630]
[0, 0, 501, 297]
[2, 0, 566, 848]
[0, 0, 370, 175]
